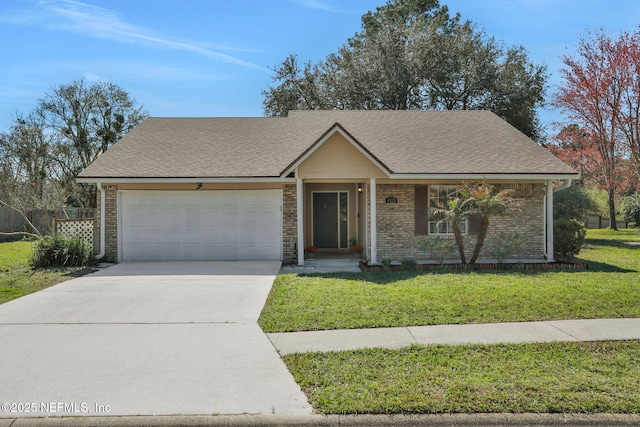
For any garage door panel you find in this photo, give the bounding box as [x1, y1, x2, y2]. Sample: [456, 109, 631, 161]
[120, 190, 282, 261]
[237, 225, 279, 241]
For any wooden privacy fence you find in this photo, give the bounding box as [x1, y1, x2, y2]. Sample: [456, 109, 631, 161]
[0, 207, 95, 242]
[585, 215, 628, 229]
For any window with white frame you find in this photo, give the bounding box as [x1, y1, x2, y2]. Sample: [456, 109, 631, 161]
[428, 185, 467, 235]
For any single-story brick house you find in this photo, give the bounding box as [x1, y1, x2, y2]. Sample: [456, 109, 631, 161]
[77, 110, 578, 264]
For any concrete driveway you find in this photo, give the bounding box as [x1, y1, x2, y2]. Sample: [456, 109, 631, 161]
[0, 262, 311, 417]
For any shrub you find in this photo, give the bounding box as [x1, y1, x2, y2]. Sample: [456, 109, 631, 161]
[553, 183, 597, 221]
[553, 218, 586, 261]
[401, 258, 417, 270]
[489, 231, 527, 264]
[381, 254, 392, 270]
[416, 236, 456, 265]
[31, 235, 95, 268]
[623, 194, 640, 225]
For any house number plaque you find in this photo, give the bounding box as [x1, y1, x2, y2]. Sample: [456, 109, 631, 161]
[385, 196, 398, 204]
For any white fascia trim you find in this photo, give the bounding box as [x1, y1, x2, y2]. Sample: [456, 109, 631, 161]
[389, 173, 580, 181]
[280, 126, 391, 178]
[76, 177, 296, 184]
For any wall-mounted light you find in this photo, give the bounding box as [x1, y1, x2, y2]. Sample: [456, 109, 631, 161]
[196, 182, 203, 190]
[358, 186, 363, 193]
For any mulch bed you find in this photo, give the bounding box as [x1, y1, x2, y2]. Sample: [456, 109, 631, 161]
[359, 260, 588, 272]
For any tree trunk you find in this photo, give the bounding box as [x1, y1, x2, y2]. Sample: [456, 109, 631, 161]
[452, 223, 467, 265]
[470, 217, 490, 264]
[608, 187, 618, 230]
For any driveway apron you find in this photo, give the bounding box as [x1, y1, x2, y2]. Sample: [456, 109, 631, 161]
[0, 261, 312, 417]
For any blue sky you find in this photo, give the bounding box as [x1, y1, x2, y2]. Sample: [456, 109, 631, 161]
[1, 0, 639, 135]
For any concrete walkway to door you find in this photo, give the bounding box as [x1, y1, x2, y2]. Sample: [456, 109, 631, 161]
[0, 262, 311, 417]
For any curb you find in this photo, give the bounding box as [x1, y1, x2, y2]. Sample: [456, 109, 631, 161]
[3, 414, 640, 427]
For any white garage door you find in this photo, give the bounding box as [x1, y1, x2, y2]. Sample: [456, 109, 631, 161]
[119, 190, 282, 261]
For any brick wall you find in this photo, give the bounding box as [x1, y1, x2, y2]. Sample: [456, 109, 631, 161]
[282, 184, 297, 262]
[374, 183, 545, 262]
[482, 184, 545, 259]
[94, 186, 118, 262]
[104, 187, 118, 261]
[375, 184, 418, 260]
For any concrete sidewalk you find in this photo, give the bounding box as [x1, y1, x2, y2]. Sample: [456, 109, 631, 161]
[267, 318, 640, 355]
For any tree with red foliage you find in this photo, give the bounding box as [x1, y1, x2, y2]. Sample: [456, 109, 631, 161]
[548, 125, 640, 222]
[616, 31, 640, 186]
[552, 29, 640, 230]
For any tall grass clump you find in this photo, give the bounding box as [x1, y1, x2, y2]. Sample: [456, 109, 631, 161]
[30, 235, 95, 267]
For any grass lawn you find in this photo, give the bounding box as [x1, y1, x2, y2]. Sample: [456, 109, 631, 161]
[266, 229, 640, 414]
[259, 229, 640, 332]
[0, 240, 92, 304]
[286, 341, 640, 414]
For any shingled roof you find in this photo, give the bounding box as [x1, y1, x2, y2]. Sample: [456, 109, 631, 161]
[77, 110, 577, 180]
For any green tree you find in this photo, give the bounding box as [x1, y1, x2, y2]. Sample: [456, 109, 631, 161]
[36, 79, 147, 206]
[622, 194, 640, 224]
[0, 79, 146, 215]
[263, 0, 547, 139]
[0, 113, 62, 236]
[551, 29, 640, 229]
[553, 182, 598, 221]
[0, 114, 51, 206]
[37, 79, 147, 171]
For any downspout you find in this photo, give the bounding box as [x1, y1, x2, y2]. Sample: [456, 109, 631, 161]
[553, 179, 573, 193]
[543, 191, 547, 258]
[96, 183, 106, 260]
[545, 180, 555, 262]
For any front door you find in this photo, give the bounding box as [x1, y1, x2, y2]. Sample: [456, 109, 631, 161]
[313, 192, 348, 249]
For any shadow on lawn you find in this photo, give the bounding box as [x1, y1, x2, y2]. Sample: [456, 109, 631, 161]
[577, 259, 636, 273]
[585, 238, 640, 249]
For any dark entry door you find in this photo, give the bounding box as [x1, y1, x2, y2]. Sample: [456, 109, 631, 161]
[313, 192, 348, 249]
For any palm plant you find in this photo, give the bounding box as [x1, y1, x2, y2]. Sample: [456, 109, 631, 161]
[461, 182, 522, 264]
[430, 192, 475, 264]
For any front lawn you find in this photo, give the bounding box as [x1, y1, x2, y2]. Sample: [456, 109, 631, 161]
[286, 341, 640, 414]
[0, 240, 91, 304]
[259, 229, 640, 332]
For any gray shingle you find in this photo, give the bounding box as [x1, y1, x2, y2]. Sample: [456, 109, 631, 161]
[78, 110, 577, 179]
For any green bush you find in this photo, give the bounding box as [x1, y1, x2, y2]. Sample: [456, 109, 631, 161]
[489, 231, 527, 264]
[416, 236, 456, 265]
[31, 235, 95, 268]
[553, 218, 586, 261]
[553, 183, 597, 221]
[622, 194, 640, 225]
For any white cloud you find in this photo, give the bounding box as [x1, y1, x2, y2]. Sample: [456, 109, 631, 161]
[291, 0, 346, 13]
[35, 0, 267, 71]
